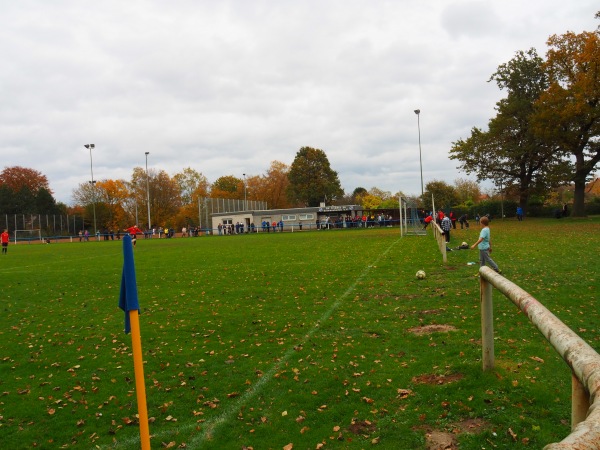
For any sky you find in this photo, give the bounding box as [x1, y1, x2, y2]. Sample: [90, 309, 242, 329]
[1, 1, 598, 205]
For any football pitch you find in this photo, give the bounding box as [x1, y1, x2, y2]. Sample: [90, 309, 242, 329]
[1, 218, 599, 449]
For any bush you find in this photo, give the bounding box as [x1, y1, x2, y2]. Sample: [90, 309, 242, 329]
[585, 197, 600, 215]
[469, 199, 518, 220]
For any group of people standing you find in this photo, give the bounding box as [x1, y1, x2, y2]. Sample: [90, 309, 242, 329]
[422, 210, 468, 242]
[261, 220, 284, 233]
[217, 222, 257, 235]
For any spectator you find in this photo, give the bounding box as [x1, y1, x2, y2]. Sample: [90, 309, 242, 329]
[441, 215, 452, 243]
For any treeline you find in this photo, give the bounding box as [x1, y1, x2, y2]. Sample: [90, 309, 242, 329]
[449, 18, 600, 217]
[0, 167, 64, 216]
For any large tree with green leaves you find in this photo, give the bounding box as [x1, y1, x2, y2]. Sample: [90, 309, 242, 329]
[422, 180, 458, 212]
[532, 30, 600, 216]
[450, 49, 567, 213]
[287, 147, 344, 207]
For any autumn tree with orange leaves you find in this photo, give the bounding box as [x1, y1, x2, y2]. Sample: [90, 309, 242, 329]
[0, 166, 61, 214]
[173, 167, 210, 228]
[0, 166, 52, 194]
[251, 161, 294, 209]
[532, 30, 600, 216]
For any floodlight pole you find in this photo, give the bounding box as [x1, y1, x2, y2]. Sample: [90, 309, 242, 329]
[414, 109, 424, 198]
[145, 152, 151, 230]
[84, 144, 97, 235]
[243, 173, 247, 211]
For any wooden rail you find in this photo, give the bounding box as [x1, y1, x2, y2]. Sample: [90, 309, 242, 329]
[431, 221, 447, 263]
[479, 266, 600, 449]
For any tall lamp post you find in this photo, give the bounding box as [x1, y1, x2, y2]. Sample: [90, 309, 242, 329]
[145, 152, 151, 231]
[243, 173, 247, 211]
[84, 144, 97, 235]
[414, 109, 424, 198]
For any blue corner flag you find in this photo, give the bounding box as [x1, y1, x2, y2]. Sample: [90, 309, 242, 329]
[119, 234, 140, 334]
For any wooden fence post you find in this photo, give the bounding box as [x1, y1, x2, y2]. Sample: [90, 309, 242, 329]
[481, 276, 494, 371]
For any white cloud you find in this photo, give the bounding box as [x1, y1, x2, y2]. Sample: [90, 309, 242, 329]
[0, 0, 597, 204]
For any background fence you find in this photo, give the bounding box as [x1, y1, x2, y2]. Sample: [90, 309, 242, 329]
[2, 213, 86, 237]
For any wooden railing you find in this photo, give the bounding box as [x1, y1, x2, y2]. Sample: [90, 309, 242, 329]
[479, 266, 600, 449]
[431, 221, 447, 263]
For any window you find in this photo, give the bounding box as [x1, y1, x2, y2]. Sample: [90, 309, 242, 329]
[222, 218, 233, 225]
[281, 215, 296, 221]
[299, 214, 314, 220]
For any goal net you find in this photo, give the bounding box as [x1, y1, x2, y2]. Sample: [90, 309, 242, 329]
[399, 196, 427, 236]
[15, 229, 43, 244]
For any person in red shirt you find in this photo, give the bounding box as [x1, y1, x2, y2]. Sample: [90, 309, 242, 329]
[423, 215, 433, 230]
[1, 229, 9, 254]
[125, 225, 143, 247]
[436, 210, 445, 226]
[449, 211, 457, 229]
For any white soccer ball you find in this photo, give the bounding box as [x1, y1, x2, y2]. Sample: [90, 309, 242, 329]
[416, 270, 426, 279]
[461, 242, 468, 247]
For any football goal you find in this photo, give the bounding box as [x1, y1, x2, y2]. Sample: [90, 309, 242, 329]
[399, 196, 426, 236]
[14, 229, 43, 244]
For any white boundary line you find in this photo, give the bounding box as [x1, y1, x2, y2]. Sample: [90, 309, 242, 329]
[115, 238, 401, 449]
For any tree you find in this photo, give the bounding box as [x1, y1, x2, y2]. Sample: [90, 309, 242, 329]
[450, 49, 566, 214]
[173, 167, 210, 205]
[287, 147, 344, 207]
[423, 180, 459, 211]
[360, 194, 383, 210]
[127, 167, 181, 228]
[532, 31, 600, 216]
[454, 178, 481, 204]
[368, 187, 392, 201]
[0, 185, 14, 213]
[380, 192, 402, 209]
[72, 181, 113, 230]
[35, 188, 60, 214]
[351, 187, 368, 204]
[95, 179, 129, 229]
[0, 166, 52, 194]
[210, 175, 242, 199]
[255, 161, 292, 209]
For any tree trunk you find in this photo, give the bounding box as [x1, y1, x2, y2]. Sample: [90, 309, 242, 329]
[518, 174, 531, 216]
[571, 150, 596, 217]
[572, 179, 586, 217]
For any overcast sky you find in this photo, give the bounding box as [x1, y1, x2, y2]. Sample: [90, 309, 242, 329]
[1, 1, 597, 205]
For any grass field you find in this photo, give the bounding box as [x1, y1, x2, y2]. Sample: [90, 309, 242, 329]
[1, 217, 599, 449]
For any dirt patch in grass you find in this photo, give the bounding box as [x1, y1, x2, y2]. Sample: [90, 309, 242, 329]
[412, 372, 464, 385]
[416, 309, 445, 315]
[426, 430, 455, 450]
[347, 419, 377, 435]
[408, 324, 457, 335]
[417, 418, 490, 449]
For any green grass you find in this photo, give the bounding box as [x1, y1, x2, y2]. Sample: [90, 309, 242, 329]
[0, 218, 599, 449]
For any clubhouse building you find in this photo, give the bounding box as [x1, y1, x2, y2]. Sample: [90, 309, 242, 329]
[210, 204, 365, 232]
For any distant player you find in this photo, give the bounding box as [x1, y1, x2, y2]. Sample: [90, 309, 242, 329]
[1, 229, 9, 254]
[125, 225, 143, 247]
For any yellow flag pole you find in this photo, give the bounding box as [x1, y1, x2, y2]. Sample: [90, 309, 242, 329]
[129, 309, 151, 449]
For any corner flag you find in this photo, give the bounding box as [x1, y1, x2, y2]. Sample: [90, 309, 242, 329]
[117, 234, 150, 449]
[119, 234, 140, 333]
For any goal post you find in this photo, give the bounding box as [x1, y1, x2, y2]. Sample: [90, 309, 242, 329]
[399, 196, 427, 236]
[14, 229, 43, 244]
